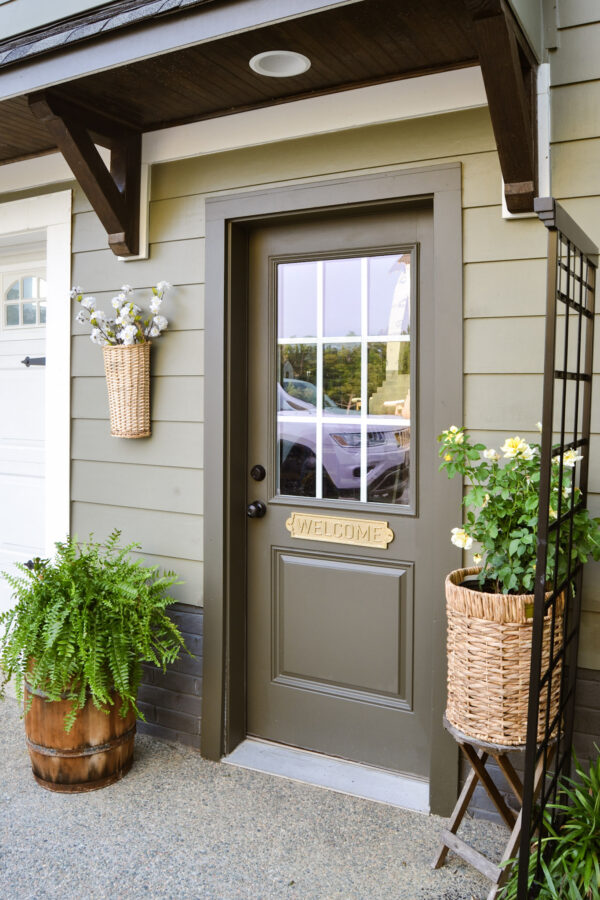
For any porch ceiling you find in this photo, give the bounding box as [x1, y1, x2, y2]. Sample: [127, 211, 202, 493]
[0, 0, 479, 166]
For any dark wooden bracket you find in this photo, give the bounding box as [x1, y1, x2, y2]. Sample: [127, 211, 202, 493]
[28, 89, 142, 256]
[464, 0, 538, 214]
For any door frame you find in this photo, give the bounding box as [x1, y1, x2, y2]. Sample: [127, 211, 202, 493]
[203, 164, 462, 814]
[0, 190, 72, 556]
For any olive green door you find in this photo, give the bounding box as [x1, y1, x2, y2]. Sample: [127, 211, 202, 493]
[246, 204, 441, 778]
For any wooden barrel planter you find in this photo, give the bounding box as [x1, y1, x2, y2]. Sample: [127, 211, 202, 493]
[24, 682, 136, 792]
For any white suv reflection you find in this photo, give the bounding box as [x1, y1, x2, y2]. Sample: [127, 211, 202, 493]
[278, 379, 410, 502]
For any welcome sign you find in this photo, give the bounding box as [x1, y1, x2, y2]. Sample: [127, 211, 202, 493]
[285, 512, 394, 549]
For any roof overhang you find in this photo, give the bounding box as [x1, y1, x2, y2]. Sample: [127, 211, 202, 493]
[0, 0, 539, 254]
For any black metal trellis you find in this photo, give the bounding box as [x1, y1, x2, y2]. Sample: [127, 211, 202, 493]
[517, 199, 598, 898]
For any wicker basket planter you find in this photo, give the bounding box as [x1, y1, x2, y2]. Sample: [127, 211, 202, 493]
[445, 566, 564, 745]
[102, 342, 151, 438]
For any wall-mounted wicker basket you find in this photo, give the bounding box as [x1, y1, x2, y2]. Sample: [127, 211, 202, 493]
[102, 342, 151, 438]
[445, 566, 564, 746]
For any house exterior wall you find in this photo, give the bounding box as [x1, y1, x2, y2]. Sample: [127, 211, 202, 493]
[65, 88, 600, 750]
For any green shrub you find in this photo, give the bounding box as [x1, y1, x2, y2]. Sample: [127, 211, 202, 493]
[0, 531, 186, 730]
[501, 752, 600, 899]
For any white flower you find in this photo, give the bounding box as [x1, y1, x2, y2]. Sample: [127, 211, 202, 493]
[536, 421, 543, 432]
[451, 527, 473, 550]
[442, 425, 464, 444]
[81, 296, 96, 311]
[149, 325, 161, 337]
[153, 315, 168, 331]
[482, 493, 490, 507]
[116, 313, 135, 326]
[149, 297, 162, 314]
[90, 328, 107, 346]
[473, 553, 482, 565]
[563, 449, 584, 468]
[75, 310, 87, 324]
[501, 436, 532, 459]
[156, 281, 170, 293]
[70, 286, 83, 300]
[90, 309, 106, 325]
[111, 296, 123, 310]
[483, 448, 500, 461]
[121, 284, 133, 295]
[119, 324, 138, 345]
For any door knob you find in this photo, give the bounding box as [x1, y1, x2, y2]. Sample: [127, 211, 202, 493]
[247, 500, 267, 518]
[250, 464, 266, 481]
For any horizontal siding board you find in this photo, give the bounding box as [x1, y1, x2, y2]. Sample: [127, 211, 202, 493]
[579, 611, 600, 669]
[581, 560, 600, 613]
[464, 259, 546, 318]
[150, 108, 496, 201]
[72, 210, 106, 254]
[71, 284, 205, 335]
[72, 375, 204, 423]
[551, 23, 600, 86]
[552, 81, 600, 143]
[73, 196, 206, 253]
[71, 500, 202, 561]
[464, 318, 545, 373]
[149, 195, 206, 243]
[72, 330, 204, 377]
[558, 196, 600, 251]
[553, 139, 600, 198]
[71, 460, 203, 514]
[465, 374, 543, 431]
[72, 419, 203, 468]
[71, 238, 204, 292]
[558, 1, 600, 28]
[460, 151, 502, 209]
[463, 207, 547, 262]
[130, 552, 203, 606]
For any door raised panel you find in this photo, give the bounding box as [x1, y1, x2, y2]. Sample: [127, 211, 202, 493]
[273, 550, 413, 707]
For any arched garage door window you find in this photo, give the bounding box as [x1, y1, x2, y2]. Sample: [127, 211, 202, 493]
[3, 274, 47, 328]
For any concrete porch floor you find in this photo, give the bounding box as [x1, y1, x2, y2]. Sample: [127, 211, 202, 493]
[0, 698, 508, 900]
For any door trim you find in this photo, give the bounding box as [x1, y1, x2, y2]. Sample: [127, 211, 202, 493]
[203, 164, 462, 815]
[0, 190, 72, 556]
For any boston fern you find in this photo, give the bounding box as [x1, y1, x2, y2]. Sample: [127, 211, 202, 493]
[0, 532, 186, 731]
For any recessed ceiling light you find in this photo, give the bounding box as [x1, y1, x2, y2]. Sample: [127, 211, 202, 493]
[249, 50, 311, 78]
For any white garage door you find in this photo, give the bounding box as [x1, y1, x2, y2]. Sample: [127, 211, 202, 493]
[0, 269, 46, 614]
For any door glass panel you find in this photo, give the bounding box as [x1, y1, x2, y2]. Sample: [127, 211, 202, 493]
[39, 302, 47, 324]
[6, 281, 19, 301]
[278, 262, 317, 339]
[277, 253, 413, 505]
[323, 258, 361, 337]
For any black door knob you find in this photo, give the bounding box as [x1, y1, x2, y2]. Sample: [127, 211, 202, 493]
[250, 464, 266, 482]
[247, 500, 267, 519]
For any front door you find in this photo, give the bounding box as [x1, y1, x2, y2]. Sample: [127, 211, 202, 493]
[246, 204, 443, 779]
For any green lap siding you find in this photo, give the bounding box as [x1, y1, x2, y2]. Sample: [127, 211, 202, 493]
[67, 71, 600, 660]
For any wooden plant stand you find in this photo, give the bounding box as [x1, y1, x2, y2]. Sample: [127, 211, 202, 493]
[432, 716, 555, 900]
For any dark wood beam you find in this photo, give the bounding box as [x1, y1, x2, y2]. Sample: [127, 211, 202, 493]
[28, 89, 141, 256]
[464, 0, 538, 213]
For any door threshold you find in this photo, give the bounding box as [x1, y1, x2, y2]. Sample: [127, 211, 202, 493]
[223, 738, 430, 813]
